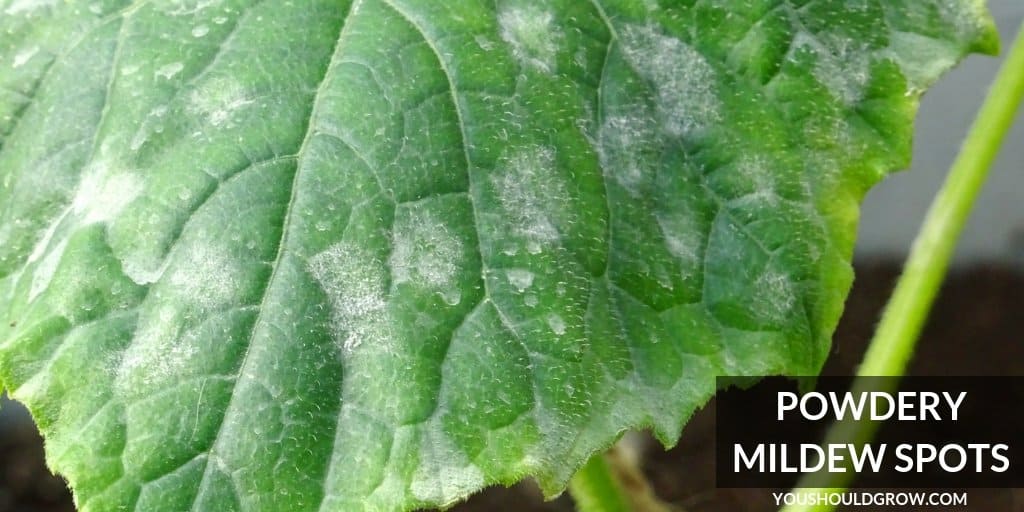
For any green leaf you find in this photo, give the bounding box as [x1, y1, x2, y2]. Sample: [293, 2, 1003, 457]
[0, 1, 996, 510]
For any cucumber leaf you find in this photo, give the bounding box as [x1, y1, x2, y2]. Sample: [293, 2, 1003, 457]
[0, 0, 996, 510]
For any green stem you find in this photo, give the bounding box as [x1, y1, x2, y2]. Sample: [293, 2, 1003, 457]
[569, 453, 633, 512]
[780, 21, 1024, 512]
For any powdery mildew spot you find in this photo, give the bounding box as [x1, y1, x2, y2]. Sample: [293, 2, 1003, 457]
[753, 268, 796, 325]
[390, 207, 464, 306]
[547, 313, 566, 335]
[71, 164, 142, 225]
[885, 32, 959, 94]
[724, 155, 783, 208]
[792, 32, 870, 105]
[619, 24, 721, 137]
[655, 210, 702, 274]
[25, 205, 69, 266]
[494, 146, 565, 254]
[28, 238, 67, 302]
[936, 0, 991, 45]
[191, 24, 210, 38]
[4, 0, 57, 15]
[190, 77, 254, 127]
[130, 105, 170, 151]
[505, 268, 534, 292]
[308, 241, 389, 352]
[116, 305, 192, 392]
[474, 35, 495, 52]
[497, 4, 561, 73]
[410, 424, 485, 504]
[597, 111, 658, 195]
[12, 45, 39, 68]
[122, 257, 170, 286]
[166, 242, 245, 311]
[163, 0, 218, 16]
[155, 61, 184, 80]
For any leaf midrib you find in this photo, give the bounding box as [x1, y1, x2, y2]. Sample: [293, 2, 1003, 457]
[183, 1, 363, 510]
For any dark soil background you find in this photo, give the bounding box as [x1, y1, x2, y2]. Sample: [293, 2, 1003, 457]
[2, 261, 1022, 512]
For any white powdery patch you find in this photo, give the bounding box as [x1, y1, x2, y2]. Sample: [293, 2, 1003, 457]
[884, 32, 959, 94]
[655, 210, 702, 273]
[25, 205, 70, 266]
[191, 24, 210, 38]
[162, 0, 219, 16]
[28, 238, 67, 302]
[117, 201, 175, 286]
[12, 45, 39, 68]
[166, 242, 245, 311]
[474, 35, 495, 52]
[753, 267, 797, 325]
[130, 105, 170, 151]
[410, 422, 485, 504]
[597, 111, 657, 195]
[619, 24, 721, 137]
[116, 304, 193, 393]
[4, 0, 57, 15]
[792, 32, 870, 105]
[308, 240, 390, 352]
[936, 0, 990, 45]
[390, 207, 464, 306]
[497, 4, 561, 73]
[494, 146, 565, 254]
[189, 76, 254, 127]
[547, 313, 566, 336]
[121, 257, 170, 286]
[731, 154, 781, 204]
[155, 61, 184, 80]
[505, 268, 534, 292]
[71, 163, 142, 225]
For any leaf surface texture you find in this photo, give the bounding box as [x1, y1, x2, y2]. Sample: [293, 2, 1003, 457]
[0, 0, 996, 510]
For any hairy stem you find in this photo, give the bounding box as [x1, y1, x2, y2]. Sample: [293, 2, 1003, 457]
[780, 20, 1024, 512]
[569, 452, 633, 512]
[570, 434, 686, 512]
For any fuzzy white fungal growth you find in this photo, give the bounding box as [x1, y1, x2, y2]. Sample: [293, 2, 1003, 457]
[390, 206, 465, 305]
[753, 268, 796, 325]
[12, 45, 38, 68]
[498, 4, 561, 73]
[792, 32, 870, 105]
[309, 240, 389, 352]
[166, 242, 245, 311]
[155, 61, 184, 80]
[4, 0, 57, 15]
[620, 24, 721, 136]
[116, 305, 192, 393]
[71, 164, 142, 225]
[655, 210, 702, 274]
[547, 313, 567, 335]
[506, 268, 534, 292]
[190, 77, 254, 126]
[495, 146, 565, 254]
[885, 32, 959, 93]
[28, 238, 67, 302]
[598, 111, 658, 195]
[411, 422, 485, 503]
[122, 258, 170, 286]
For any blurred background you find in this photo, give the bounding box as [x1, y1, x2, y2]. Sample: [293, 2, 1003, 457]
[2, 1, 1021, 511]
